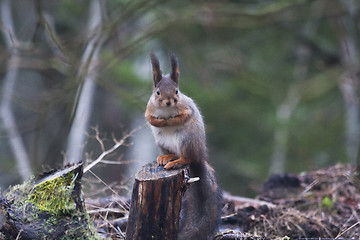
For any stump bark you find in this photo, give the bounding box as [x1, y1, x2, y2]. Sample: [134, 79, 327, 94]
[125, 161, 189, 240]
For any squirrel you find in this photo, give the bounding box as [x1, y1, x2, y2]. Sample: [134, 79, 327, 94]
[145, 53, 222, 240]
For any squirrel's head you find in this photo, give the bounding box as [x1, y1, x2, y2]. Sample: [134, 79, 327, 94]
[150, 53, 180, 108]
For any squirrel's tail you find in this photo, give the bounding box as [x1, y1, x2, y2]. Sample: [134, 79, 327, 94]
[178, 161, 222, 240]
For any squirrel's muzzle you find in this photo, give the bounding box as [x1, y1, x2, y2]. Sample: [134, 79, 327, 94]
[161, 98, 177, 107]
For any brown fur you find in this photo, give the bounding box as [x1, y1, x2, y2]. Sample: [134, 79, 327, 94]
[145, 53, 222, 240]
[145, 103, 192, 128]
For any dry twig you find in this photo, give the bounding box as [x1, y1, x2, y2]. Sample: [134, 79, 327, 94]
[84, 127, 139, 173]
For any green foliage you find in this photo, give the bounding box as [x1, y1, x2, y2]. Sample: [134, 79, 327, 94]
[321, 196, 336, 209]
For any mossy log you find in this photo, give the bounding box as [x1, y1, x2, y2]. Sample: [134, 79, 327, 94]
[126, 161, 189, 240]
[0, 163, 101, 240]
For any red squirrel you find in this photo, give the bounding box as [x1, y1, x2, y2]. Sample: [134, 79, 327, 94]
[145, 53, 222, 240]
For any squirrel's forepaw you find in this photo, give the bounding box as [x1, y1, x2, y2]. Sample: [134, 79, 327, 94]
[157, 154, 177, 166]
[164, 161, 178, 170]
[164, 157, 188, 170]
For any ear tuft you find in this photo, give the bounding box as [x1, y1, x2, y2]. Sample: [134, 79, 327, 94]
[170, 53, 179, 84]
[150, 52, 162, 86]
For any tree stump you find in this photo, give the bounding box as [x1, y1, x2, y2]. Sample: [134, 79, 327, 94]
[0, 163, 101, 240]
[125, 161, 189, 240]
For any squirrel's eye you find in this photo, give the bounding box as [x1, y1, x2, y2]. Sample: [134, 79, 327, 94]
[175, 89, 178, 94]
[156, 89, 160, 95]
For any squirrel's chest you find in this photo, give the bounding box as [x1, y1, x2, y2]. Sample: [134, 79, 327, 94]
[151, 126, 182, 155]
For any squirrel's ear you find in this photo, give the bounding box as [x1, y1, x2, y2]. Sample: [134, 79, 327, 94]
[170, 53, 179, 84]
[150, 52, 162, 86]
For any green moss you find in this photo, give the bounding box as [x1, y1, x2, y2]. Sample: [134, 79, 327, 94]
[3, 165, 104, 240]
[26, 172, 77, 215]
[57, 213, 104, 240]
[5, 176, 35, 202]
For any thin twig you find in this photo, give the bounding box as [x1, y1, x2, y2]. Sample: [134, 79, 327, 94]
[15, 229, 23, 240]
[87, 207, 127, 215]
[91, 126, 106, 152]
[301, 179, 319, 196]
[335, 221, 360, 239]
[98, 159, 140, 165]
[96, 212, 124, 238]
[87, 169, 130, 210]
[84, 127, 139, 173]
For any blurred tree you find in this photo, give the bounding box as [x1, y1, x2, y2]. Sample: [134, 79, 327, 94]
[0, 0, 33, 180]
[0, 0, 359, 197]
[65, 0, 106, 164]
[333, 0, 360, 165]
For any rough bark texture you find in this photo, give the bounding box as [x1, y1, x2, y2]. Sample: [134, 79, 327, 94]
[126, 161, 189, 240]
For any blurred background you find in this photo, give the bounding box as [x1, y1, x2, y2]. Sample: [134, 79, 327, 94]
[0, 0, 360, 197]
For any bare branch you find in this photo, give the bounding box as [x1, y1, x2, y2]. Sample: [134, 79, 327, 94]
[39, 12, 72, 65]
[89, 126, 106, 152]
[84, 127, 139, 173]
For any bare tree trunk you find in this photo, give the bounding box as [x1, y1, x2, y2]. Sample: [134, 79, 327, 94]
[0, 0, 32, 180]
[269, 42, 310, 174]
[335, 7, 360, 164]
[65, 0, 106, 164]
[339, 72, 359, 165]
[270, 86, 301, 174]
[269, 3, 321, 174]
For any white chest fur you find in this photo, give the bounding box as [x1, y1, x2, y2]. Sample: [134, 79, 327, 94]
[153, 107, 179, 119]
[150, 125, 182, 155]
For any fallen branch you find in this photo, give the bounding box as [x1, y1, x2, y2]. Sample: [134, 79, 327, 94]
[223, 192, 276, 210]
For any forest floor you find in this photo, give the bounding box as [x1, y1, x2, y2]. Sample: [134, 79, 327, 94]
[88, 164, 360, 239]
[218, 164, 359, 239]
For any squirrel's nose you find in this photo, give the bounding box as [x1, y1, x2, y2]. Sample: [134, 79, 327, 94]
[166, 101, 171, 106]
